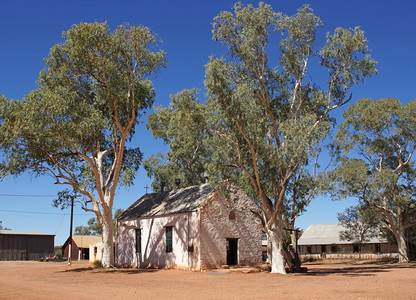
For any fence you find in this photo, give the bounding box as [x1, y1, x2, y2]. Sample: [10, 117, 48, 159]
[300, 252, 398, 260]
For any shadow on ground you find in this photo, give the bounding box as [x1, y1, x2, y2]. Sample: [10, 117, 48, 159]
[61, 267, 160, 274]
[300, 263, 416, 277]
[60, 262, 416, 277]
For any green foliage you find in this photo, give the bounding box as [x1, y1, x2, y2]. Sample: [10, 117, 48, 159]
[75, 218, 102, 236]
[283, 166, 318, 231]
[54, 246, 63, 259]
[74, 208, 123, 237]
[145, 89, 210, 191]
[93, 260, 102, 268]
[145, 2, 376, 273]
[204, 2, 376, 227]
[337, 205, 380, 243]
[0, 22, 165, 186]
[113, 208, 124, 237]
[330, 244, 342, 253]
[333, 98, 416, 262]
[0, 22, 166, 267]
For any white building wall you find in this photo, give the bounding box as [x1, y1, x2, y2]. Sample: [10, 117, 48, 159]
[117, 212, 199, 269]
[89, 242, 104, 264]
[116, 185, 262, 269]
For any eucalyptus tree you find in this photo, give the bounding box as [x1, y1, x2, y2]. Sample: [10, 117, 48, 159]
[334, 98, 416, 262]
[0, 22, 166, 267]
[144, 89, 211, 191]
[283, 167, 317, 251]
[203, 3, 377, 273]
[337, 205, 380, 256]
[75, 208, 124, 237]
[75, 218, 102, 236]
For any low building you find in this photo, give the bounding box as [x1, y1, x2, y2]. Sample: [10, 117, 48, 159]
[116, 183, 262, 269]
[298, 223, 397, 259]
[0, 230, 54, 260]
[62, 235, 102, 261]
[89, 241, 111, 264]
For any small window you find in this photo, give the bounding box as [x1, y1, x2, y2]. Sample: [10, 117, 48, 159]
[331, 245, 336, 253]
[321, 245, 326, 253]
[166, 226, 173, 253]
[307, 246, 312, 254]
[135, 229, 141, 253]
[229, 211, 236, 220]
[375, 243, 380, 253]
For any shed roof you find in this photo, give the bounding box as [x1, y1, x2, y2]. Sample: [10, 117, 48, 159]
[298, 223, 386, 245]
[62, 235, 102, 249]
[118, 184, 214, 220]
[72, 235, 102, 248]
[0, 230, 54, 236]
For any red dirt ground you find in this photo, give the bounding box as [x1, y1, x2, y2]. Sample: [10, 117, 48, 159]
[0, 260, 415, 299]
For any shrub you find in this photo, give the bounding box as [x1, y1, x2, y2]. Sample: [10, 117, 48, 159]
[93, 260, 102, 268]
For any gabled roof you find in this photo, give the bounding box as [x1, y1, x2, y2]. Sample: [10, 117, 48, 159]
[0, 230, 54, 236]
[118, 184, 214, 220]
[72, 235, 102, 248]
[298, 223, 387, 245]
[63, 235, 102, 248]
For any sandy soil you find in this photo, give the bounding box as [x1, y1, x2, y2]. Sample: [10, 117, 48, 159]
[0, 260, 415, 299]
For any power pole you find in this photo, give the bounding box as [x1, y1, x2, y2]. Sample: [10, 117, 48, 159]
[68, 196, 74, 266]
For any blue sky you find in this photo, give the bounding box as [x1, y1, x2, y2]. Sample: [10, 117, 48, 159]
[0, 0, 415, 246]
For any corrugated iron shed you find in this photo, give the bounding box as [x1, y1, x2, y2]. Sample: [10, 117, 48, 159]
[0, 230, 55, 260]
[0, 230, 53, 236]
[298, 223, 386, 245]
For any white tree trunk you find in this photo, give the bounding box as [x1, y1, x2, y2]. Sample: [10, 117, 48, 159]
[267, 225, 286, 274]
[101, 208, 114, 268]
[389, 218, 409, 263]
[266, 238, 272, 263]
[396, 231, 409, 263]
[290, 231, 297, 253]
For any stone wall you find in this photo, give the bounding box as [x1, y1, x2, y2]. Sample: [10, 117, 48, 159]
[116, 184, 262, 269]
[198, 185, 262, 267]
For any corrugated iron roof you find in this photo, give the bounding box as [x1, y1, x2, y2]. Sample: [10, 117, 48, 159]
[0, 230, 54, 236]
[298, 223, 386, 245]
[118, 184, 214, 220]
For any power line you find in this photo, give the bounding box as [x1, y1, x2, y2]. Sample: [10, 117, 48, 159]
[55, 207, 69, 235]
[0, 209, 88, 216]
